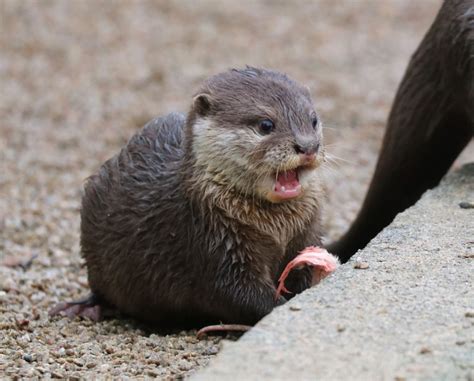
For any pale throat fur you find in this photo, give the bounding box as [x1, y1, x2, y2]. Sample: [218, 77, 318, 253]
[187, 115, 325, 247]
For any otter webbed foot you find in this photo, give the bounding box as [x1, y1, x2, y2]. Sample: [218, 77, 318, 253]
[49, 293, 102, 322]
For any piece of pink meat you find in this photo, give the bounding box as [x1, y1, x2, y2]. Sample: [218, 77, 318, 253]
[276, 246, 339, 299]
[198, 247, 338, 339]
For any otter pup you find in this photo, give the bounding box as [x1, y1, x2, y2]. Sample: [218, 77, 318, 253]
[51, 67, 325, 326]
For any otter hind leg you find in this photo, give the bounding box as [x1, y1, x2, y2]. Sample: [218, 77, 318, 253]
[49, 293, 103, 322]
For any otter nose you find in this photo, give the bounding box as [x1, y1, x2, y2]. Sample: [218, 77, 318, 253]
[294, 139, 320, 156]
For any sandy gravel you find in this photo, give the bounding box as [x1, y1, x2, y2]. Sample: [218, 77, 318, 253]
[1, 0, 472, 379]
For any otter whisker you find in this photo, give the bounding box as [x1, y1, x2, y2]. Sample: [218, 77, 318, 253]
[324, 150, 351, 162]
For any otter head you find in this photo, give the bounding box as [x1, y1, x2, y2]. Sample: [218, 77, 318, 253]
[188, 67, 324, 203]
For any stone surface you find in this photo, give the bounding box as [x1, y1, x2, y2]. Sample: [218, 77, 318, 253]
[194, 163, 474, 381]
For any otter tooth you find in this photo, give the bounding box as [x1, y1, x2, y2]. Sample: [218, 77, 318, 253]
[281, 186, 286, 192]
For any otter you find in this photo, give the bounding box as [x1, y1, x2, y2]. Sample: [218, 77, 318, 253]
[329, 0, 474, 262]
[50, 67, 325, 326]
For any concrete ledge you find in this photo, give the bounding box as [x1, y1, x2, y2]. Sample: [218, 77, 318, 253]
[194, 163, 474, 381]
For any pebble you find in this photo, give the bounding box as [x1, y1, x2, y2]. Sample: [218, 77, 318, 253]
[100, 364, 111, 372]
[204, 346, 219, 356]
[146, 369, 159, 377]
[178, 360, 193, 371]
[459, 201, 474, 209]
[419, 347, 432, 355]
[51, 370, 64, 378]
[354, 259, 370, 270]
[23, 354, 33, 363]
[73, 359, 84, 367]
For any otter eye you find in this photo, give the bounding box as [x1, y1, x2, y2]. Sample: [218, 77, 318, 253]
[312, 116, 318, 129]
[259, 119, 275, 134]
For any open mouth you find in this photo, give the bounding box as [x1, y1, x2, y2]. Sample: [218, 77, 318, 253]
[273, 169, 302, 200]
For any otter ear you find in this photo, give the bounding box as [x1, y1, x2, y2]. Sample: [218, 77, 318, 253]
[193, 93, 212, 117]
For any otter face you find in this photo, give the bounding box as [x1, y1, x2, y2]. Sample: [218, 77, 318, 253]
[190, 67, 324, 203]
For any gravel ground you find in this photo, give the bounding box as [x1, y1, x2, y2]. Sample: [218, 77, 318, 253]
[1, 0, 472, 379]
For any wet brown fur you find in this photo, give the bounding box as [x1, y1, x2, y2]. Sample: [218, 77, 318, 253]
[329, 0, 474, 261]
[80, 67, 325, 326]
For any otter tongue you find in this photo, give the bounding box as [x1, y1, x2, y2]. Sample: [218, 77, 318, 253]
[274, 170, 301, 198]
